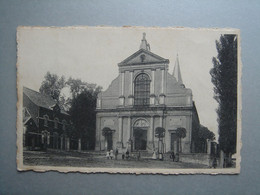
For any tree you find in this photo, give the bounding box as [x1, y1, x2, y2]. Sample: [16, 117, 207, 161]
[102, 127, 113, 136]
[192, 125, 215, 153]
[69, 85, 102, 150]
[176, 127, 186, 153]
[155, 127, 165, 157]
[39, 72, 102, 150]
[39, 72, 66, 104]
[155, 127, 165, 139]
[198, 126, 215, 141]
[210, 34, 237, 166]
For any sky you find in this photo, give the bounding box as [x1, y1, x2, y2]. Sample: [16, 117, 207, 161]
[17, 26, 239, 139]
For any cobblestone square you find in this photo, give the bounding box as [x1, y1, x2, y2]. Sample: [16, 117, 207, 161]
[24, 150, 209, 169]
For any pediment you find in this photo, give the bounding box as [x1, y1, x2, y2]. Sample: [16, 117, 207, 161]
[118, 49, 169, 66]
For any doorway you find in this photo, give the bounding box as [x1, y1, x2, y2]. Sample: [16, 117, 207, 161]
[106, 133, 113, 150]
[134, 128, 147, 150]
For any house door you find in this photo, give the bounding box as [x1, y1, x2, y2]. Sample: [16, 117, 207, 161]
[106, 133, 113, 150]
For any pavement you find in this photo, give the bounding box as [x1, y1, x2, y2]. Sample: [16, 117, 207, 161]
[23, 150, 210, 169]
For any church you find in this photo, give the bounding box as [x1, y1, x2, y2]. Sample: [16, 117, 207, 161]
[95, 33, 201, 155]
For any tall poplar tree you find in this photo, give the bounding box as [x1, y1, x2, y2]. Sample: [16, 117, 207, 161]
[210, 34, 237, 166]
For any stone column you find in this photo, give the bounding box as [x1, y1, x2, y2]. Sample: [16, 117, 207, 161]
[159, 116, 164, 153]
[207, 139, 211, 155]
[130, 71, 133, 95]
[159, 68, 165, 104]
[161, 68, 164, 94]
[119, 71, 125, 106]
[151, 69, 155, 94]
[121, 72, 125, 95]
[128, 71, 134, 106]
[148, 116, 154, 150]
[78, 138, 81, 151]
[117, 117, 123, 148]
[127, 117, 132, 151]
[150, 69, 156, 105]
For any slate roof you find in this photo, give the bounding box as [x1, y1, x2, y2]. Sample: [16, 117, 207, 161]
[23, 87, 68, 115]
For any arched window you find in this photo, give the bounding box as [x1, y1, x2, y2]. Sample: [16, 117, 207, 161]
[134, 73, 150, 106]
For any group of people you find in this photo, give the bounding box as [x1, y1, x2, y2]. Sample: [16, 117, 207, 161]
[106, 149, 119, 160]
[170, 151, 179, 162]
[122, 149, 130, 160]
[106, 149, 141, 160]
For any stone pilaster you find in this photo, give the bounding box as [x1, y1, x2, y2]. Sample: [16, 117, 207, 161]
[147, 116, 154, 151]
[159, 68, 166, 104]
[150, 69, 156, 105]
[161, 68, 165, 94]
[119, 71, 125, 106]
[128, 71, 134, 106]
[117, 117, 123, 148]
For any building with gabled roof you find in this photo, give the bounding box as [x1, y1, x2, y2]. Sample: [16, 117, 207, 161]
[95, 33, 202, 155]
[23, 87, 71, 151]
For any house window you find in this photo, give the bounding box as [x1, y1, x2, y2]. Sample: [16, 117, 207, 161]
[134, 73, 150, 106]
[54, 118, 59, 129]
[43, 115, 49, 127]
[62, 120, 67, 131]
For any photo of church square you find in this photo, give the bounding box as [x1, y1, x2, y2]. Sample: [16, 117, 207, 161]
[17, 27, 240, 173]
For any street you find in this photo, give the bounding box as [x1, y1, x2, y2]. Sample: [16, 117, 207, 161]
[23, 150, 209, 169]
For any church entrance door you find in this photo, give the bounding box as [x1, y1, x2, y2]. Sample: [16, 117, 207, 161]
[106, 133, 113, 150]
[134, 128, 147, 150]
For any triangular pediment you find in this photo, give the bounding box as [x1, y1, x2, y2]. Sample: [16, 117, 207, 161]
[118, 49, 169, 66]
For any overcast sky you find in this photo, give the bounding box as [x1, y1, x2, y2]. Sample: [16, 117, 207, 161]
[17, 26, 238, 139]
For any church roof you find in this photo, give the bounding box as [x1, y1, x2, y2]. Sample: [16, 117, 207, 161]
[140, 32, 151, 51]
[118, 48, 169, 66]
[173, 54, 184, 85]
[118, 33, 169, 66]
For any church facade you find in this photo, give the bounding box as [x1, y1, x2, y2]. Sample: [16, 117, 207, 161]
[95, 33, 200, 154]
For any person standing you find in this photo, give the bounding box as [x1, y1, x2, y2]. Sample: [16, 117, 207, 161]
[110, 149, 114, 159]
[126, 149, 129, 160]
[152, 149, 157, 160]
[170, 151, 175, 162]
[213, 157, 217, 168]
[137, 150, 141, 161]
[106, 150, 110, 159]
[115, 148, 118, 160]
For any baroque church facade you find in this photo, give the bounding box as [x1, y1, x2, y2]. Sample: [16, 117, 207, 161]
[95, 33, 200, 154]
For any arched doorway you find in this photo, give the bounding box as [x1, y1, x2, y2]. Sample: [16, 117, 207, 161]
[133, 119, 149, 150]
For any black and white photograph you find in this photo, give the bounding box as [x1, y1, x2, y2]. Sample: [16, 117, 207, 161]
[16, 26, 241, 174]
